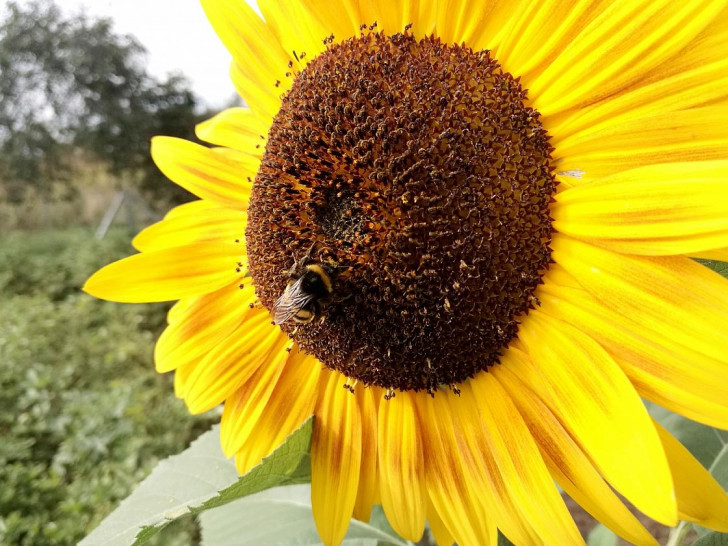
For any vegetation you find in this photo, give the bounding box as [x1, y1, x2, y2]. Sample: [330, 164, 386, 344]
[0, 0, 204, 208]
[0, 1, 222, 541]
[0, 228, 216, 545]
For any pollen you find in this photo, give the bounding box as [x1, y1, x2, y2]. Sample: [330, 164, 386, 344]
[246, 31, 556, 393]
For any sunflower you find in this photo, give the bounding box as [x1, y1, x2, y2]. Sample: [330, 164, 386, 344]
[84, 0, 728, 544]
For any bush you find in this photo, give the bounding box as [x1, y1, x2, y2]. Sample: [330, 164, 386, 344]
[0, 228, 215, 545]
[0, 227, 138, 300]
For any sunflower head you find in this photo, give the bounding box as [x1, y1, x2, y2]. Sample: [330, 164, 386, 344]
[84, 1, 728, 545]
[247, 30, 555, 393]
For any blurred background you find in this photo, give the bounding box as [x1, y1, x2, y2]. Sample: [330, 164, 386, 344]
[0, 0, 237, 543]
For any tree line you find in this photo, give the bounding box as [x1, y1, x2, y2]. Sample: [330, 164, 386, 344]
[0, 0, 218, 207]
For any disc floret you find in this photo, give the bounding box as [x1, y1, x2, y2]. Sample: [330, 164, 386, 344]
[247, 31, 555, 393]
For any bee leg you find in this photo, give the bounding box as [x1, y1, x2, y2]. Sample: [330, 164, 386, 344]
[302, 241, 317, 263]
[332, 292, 354, 304]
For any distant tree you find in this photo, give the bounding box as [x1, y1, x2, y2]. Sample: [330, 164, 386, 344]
[0, 0, 204, 205]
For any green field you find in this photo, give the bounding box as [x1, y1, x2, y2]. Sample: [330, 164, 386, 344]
[0, 227, 216, 545]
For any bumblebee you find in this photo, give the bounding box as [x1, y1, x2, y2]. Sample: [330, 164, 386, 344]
[272, 254, 335, 325]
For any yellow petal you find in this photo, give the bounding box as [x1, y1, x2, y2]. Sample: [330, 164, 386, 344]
[468, 375, 583, 545]
[358, 0, 435, 38]
[538, 273, 728, 429]
[257, 0, 328, 62]
[551, 236, 728, 366]
[151, 137, 253, 210]
[553, 107, 728, 181]
[166, 296, 193, 325]
[229, 380, 285, 474]
[546, 24, 728, 142]
[434, 0, 511, 49]
[496, 0, 612, 85]
[426, 498, 455, 546]
[311, 372, 362, 546]
[445, 382, 544, 546]
[226, 346, 320, 471]
[155, 282, 255, 373]
[228, 62, 285, 124]
[301, 0, 361, 43]
[173, 359, 196, 399]
[378, 392, 426, 542]
[195, 107, 269, 155]
[353, 386, 381, 522]
[163, 199, 218, 220]
[691, 248, 728, 261]
[416, 390, 496, 546]
[212, 145, 260, 168]
[654, 420, 728, 532]
[529, 0, 725, 116]
[552, 161, 728, 255]
[586, 233, 728, 258]
[182, 311, 288, 414]
[494, 363, 657, 546]
[83, 242, 239, 303]
[399, 0, 438, 40]
[514, 311, 677, 525]
[226, 360, 285, 473]
[133, 206, 245, 252]
[201, 0, 290, 120]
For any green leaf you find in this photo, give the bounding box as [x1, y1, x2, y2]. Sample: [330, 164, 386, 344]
[647, 404, 728, 488]
[587, 524, 618, 546]
[367, 505, 406, 543]
[80, 418, 314, 546]
[696, 259, 728, 279]
[196, 419, 314, 513]
[694, 531, 728, 546]
[199, 485, 409, 546]
[647, 403, 728, 537]
[497, 531, 516, 546]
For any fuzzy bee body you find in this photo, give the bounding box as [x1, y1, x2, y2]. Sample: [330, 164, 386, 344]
[273, 263, 334, 325]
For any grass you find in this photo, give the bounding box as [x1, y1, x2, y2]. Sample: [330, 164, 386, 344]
[0, 227, 215, 545]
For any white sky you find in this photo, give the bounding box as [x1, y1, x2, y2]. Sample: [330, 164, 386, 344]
[55, 0, 238, 109]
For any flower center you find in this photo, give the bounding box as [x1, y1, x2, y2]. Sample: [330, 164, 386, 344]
[246, 32, 555, 393]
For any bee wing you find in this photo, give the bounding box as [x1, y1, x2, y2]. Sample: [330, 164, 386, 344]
[272, 277, 316, 324]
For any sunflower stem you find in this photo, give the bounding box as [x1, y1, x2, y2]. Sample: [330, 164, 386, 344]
[665, 521, 691, 546]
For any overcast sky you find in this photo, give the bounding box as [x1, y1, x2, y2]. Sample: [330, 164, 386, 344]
[55, 0, 239, 109]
